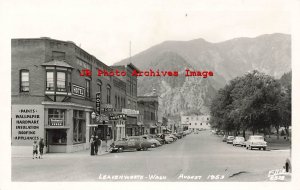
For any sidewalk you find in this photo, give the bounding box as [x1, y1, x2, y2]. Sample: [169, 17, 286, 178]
[12, 145, 111, 158]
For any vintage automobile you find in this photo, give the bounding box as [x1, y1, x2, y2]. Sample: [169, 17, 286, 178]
[166, 134, 178, 141]
[141, 135, 161, 147]
[164, 135, 174, 144]
[226, 136, 235, 144]
[245, 135, 267, 150]
[233, 136, 246, 147]
[174, 132, 183, 139]
[110, 136, 152, 152]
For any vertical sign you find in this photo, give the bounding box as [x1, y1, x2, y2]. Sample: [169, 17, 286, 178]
[11, 105, 44, 146]
[96, 92, 101, 115]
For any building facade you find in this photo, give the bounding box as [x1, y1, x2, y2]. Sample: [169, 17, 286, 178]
[181, 115, 211, 131]
[11, 37, 139, 154]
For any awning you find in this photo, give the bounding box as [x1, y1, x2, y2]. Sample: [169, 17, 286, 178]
[41, 60, 74, 69]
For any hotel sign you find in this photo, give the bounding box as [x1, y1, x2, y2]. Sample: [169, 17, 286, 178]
[109, 113, 127, 120]
[72, 84, 85, 97]
[96, 92, 101, 115]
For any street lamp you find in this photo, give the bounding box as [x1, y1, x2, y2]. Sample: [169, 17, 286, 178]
[91, 112, 96, 119]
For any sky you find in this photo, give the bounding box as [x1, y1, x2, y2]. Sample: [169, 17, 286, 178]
[1, 0, 292, 65]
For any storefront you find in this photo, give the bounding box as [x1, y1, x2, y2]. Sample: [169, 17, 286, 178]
[43, 102, 93, 153]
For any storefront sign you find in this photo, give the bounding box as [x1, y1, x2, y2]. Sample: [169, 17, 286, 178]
[96, 92, 101, 115]
[11, 105, 44, 146]
[101, 107, 116, 112]
[49, 118, 63, 126]
[72, 84, 85, 97]
[109, 113, 127, 120]
[122, 108, 139, 115]
[96, 114, 109, 122]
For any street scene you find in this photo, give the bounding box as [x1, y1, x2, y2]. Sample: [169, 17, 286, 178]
[8, 0, 293, 185]
[12, 130, 290, 181]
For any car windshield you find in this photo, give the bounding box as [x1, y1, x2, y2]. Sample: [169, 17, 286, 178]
[236, 137, 244, 140]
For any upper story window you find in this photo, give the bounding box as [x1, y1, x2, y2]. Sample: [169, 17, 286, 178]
[20, 70, 29, 92]
[46, 71, 54, 91]
[57, 72, 66, 92]
[86, 79, 91, 98]
[107, 85, 111, 104]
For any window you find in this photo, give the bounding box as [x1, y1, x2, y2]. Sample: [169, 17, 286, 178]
[57, 72, 66, 91]
[46, 71, 54, 91]
[97, 80, 102, 93]
[20, 70, 29, 92]
[73, 110, 86, 143]
[86, 79, 90, 98]
[107, 85, 111, 104]
[115, 95, 117, 108]
[48, 109, 65, 126]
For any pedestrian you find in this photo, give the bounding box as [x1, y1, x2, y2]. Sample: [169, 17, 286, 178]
[94, 136, 99, 155]
[38, 138, 45, 159]
[99, 138, 102, 154]
[90, 135, 95, 156]
[32, 140, 38, 159]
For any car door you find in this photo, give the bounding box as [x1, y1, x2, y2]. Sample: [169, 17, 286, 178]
[128, 138, 137, 148]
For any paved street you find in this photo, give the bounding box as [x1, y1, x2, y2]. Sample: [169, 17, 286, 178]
[12, 131, 290, 182]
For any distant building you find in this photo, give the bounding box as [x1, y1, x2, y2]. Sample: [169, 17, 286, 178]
[181, 115, 211, 131]
[137, 95, 159, 134]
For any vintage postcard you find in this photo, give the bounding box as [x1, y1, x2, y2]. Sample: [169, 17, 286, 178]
[1, 0, 299, 189]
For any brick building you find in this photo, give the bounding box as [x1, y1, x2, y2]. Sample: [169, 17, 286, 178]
[11, 37, 138, 154]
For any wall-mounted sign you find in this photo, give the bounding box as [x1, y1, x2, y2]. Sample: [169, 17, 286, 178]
[101, 107, 116, 112]
[122, 108, 139, 115]
[72, 84, 85, 97]
[11, 105, 44, 146]
[96, 114, 109, 123]
[109, 114, 127, 120]
[96, 92, 101, 115]
[49, 118, 64, 126]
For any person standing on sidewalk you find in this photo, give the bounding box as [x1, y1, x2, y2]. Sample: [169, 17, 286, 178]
[94, 136, 99, 155]
[90, 135, 95, 156]
[32, 140, 38, 159]
[38, 138, 45, 159]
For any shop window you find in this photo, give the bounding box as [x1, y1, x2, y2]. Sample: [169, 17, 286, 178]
[20, 70, 29, 92]
[73, 110, 86, 143]
[86, 79, 90, 98]
[57, 72, 66, 91]
[48, 109, 65, 126]
[48, 129, 67, 144]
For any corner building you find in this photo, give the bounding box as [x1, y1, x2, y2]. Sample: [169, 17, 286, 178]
[11, 37, 128, 154]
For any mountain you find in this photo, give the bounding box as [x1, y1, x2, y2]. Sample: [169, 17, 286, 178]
[114, 33, 291, 118]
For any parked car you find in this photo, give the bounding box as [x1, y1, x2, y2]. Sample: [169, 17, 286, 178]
[164, 135, 174, 144]
[141, 135, 161, 147]
[154, 137, 165, 144]
[245, 135, 267, 150]
[226, 136, 235, 144]
[166, 134, 178, 141]
[233, 137, 245, 147]
[174, 132, 183, 139]
[110, 136, 152, 152]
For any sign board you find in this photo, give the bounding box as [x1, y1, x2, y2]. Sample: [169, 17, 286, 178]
[109, 113, 127, 120]
[49, 118, 64, 126]
[122, 108, 139, 115]
[72, 84, 85, 97]
[96, 92, 101, 115]
[11, 105, 44, 146]
[96, 114, 109, 122]
[101, 107, 116, 112]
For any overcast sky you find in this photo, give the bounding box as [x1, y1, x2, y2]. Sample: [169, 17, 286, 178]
[1, 0, 291, 65]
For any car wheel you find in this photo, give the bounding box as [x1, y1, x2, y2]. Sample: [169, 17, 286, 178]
[246, 146, 248, 149]
[263, 147, 266, 151]
[250, 146, 252, 150]
[118, 147, 124, 153]
[137, 148, 141, 151]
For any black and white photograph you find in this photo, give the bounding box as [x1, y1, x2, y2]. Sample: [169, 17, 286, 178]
[1, 0, 300, 189]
